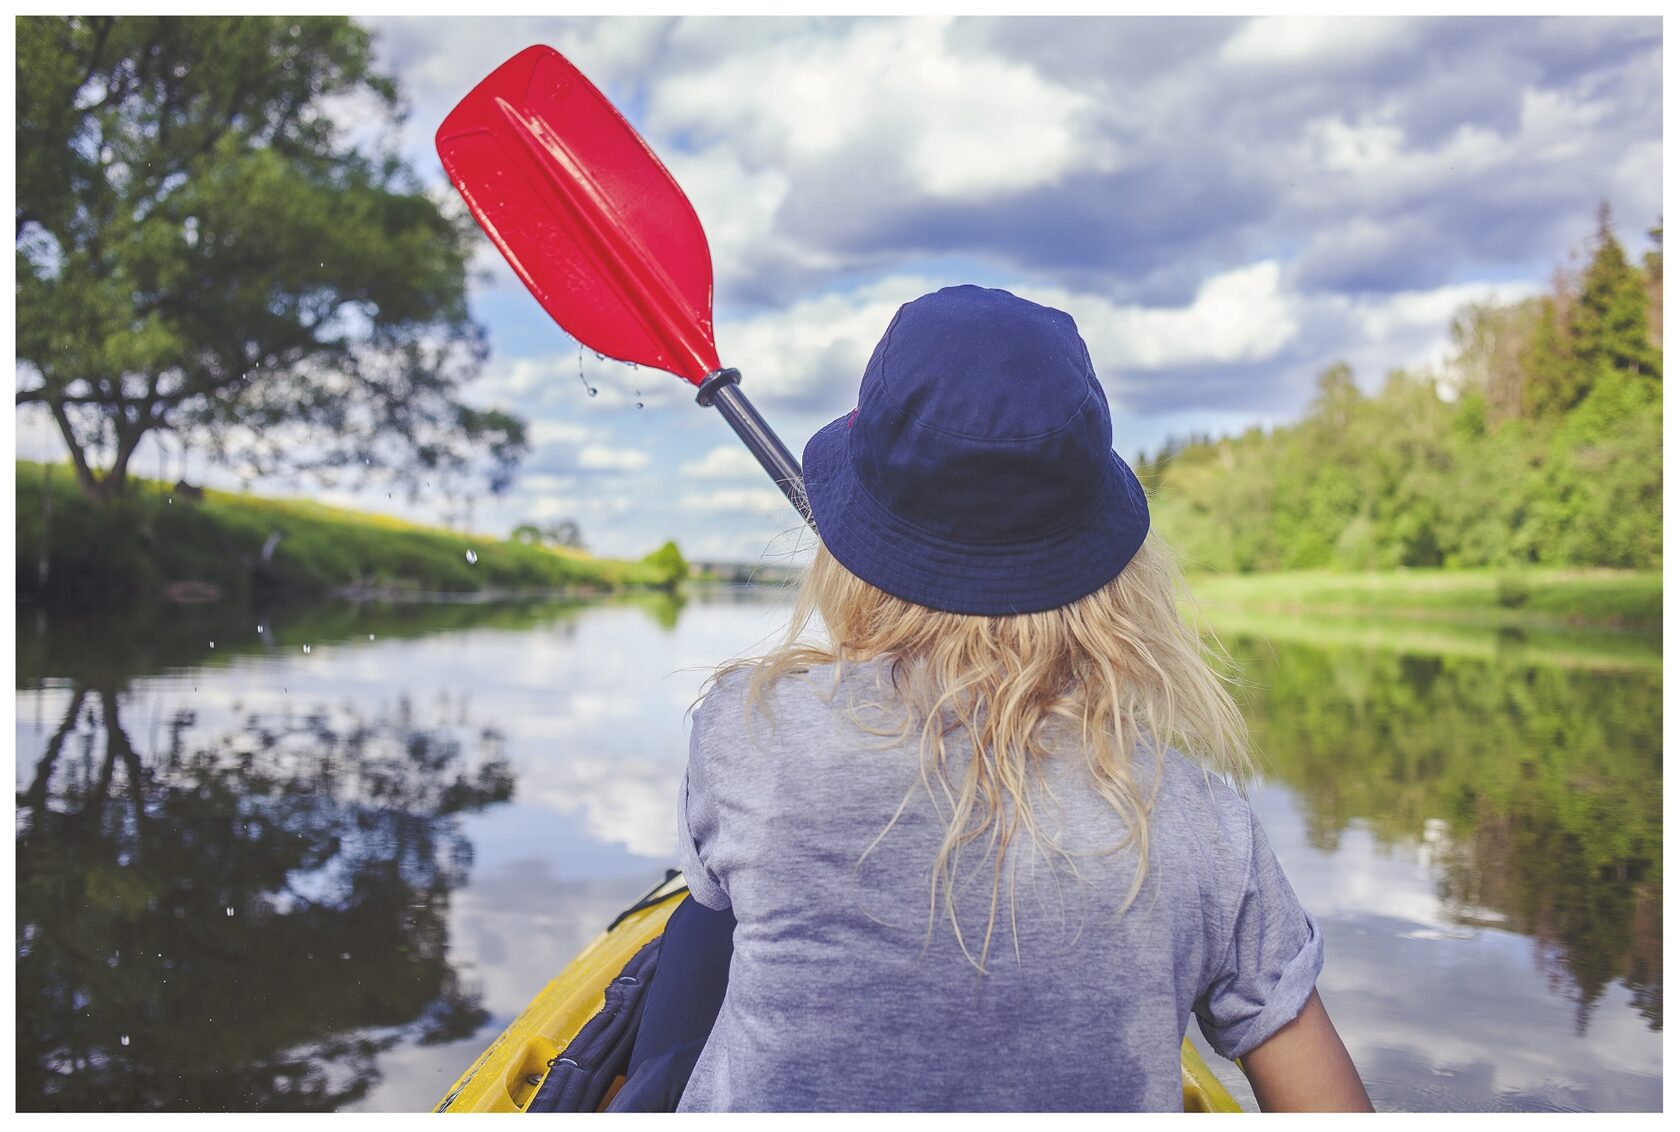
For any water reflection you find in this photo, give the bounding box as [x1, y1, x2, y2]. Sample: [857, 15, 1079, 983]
[14, 591, 1661, 1112]
[16, 671, 514, 1110]
[16, 590, 690, 687]
[1221, 632, 1663, 1038]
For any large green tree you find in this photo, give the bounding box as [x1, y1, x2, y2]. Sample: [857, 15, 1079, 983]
[15, 16, 526, 498]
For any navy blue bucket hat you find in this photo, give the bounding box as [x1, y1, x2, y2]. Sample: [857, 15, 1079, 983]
[801, 284, 1151, 616]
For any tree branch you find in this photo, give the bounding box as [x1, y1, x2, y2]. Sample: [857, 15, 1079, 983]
[47, 397, 99, 491]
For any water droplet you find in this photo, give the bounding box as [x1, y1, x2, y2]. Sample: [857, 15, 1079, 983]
[635, 401, 644, 409]
[121, 1035, 130, 1047]
[465, 549, 478, 564]
[167, 497, 173, 504]
[587, 387, 598, 397]
[257, 625, 264, 634]
[302, 644, 312, 654]
[209, 641, 215, 648]
[368, 634, 375, 641]
[225, 907, 235, 917]
[341, 952, 351, 960]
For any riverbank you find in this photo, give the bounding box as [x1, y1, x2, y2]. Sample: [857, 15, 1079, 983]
[15, 460, 686, 607]
[1187, 568, 1661, 631]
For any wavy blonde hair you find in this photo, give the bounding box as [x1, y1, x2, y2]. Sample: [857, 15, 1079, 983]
[712, 532, 1251, 971]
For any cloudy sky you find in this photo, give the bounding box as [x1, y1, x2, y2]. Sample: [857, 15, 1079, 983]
[17, 15, 1664, 562]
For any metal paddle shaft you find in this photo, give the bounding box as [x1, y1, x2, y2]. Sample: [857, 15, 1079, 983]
[436, 46, 811, 525]
[696, 369, 809, 523]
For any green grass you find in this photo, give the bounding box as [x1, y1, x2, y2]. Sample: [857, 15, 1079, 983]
[15, 460, 686, 606]
[1186, 568, 1661, 631]
[1194, 607, 1662, 674]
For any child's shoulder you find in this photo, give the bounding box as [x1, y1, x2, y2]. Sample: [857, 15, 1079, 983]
[1151, 746, 1257, 862]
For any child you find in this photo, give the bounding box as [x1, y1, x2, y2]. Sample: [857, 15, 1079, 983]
[650, 285, 1370, 1112]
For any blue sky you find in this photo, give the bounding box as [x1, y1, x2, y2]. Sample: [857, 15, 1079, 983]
[14, 15, 1664, 562]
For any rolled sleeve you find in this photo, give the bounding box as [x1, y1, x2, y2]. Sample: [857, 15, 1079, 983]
[1194, 807, 1324, 1061]
[676, 713, 731, 911]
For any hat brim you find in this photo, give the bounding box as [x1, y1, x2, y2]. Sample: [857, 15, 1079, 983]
[800, 414, 1151, 616]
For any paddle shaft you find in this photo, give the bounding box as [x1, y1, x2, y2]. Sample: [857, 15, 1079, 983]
[695, 369, 812, 526]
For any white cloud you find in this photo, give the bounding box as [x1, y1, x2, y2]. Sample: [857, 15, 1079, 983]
[649, 17, 1098, 200]
[679, 445, 765, 480]
[1045, 262, 1299, 373]
[1221, 16, 1418, 66]
[679, 488, 795, 514]
[578, 444, 651, 471]
[475, 355, 571, 401]
[517, 472, 581, 496]
[529, 420, 597, 447]
[515, 490, 643, 530]
[1339, 278, 1542, 373]
[1309, 116, 1408, 175]
[661, 148, 830, 290]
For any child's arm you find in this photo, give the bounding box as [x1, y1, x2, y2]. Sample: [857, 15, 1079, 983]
[1238, 987, 1373, 1112]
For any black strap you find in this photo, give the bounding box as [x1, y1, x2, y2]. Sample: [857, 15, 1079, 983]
[525, 936, 662, 1113]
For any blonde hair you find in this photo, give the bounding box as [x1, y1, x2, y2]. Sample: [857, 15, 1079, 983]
[711, 532, 1251, 971]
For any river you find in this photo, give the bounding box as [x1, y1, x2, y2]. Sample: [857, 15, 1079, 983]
[13, 588, 1661, 1111]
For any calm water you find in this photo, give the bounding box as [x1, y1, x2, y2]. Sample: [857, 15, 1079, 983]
[14, 589, 1661, 1111]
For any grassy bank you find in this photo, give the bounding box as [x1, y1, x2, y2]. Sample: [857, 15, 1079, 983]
[1187, 568, 1661, 631]
[15, 460, 686, 607]
[1194, 607, 1661, 674]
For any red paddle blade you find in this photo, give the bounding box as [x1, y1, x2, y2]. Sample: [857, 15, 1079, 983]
[436, 45, 720, 384]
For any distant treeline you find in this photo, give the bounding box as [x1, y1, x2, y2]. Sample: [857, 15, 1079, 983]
[1144, 209, 1662, 573]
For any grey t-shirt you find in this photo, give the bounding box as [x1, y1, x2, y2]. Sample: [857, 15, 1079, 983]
[676, 657, 1322, 1112]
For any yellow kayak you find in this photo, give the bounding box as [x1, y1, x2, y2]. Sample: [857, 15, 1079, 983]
[436, 872, 1242, 1113]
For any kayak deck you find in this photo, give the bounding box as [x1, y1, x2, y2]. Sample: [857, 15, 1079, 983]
[435, 873, 1241, 1113]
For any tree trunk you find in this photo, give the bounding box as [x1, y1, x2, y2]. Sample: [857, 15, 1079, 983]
[102, 410, 151, 498]
[47, 398, 102, 496]
[44, 395, 155, 500]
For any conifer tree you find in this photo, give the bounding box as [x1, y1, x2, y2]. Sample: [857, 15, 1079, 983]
[1571, 203, 1662, 388]
[1522, 292, 1578, 419]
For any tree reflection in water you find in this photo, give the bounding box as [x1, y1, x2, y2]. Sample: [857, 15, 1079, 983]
[16, 679, 515, 1111]
[1225, 635, 1662, 1036]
